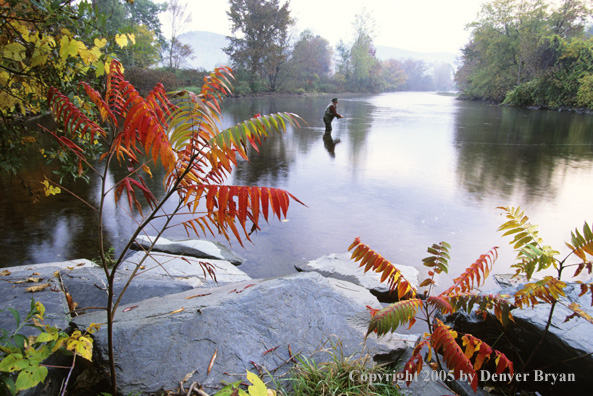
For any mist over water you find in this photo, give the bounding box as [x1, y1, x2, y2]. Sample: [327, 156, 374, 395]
[3, 93, 593, 286]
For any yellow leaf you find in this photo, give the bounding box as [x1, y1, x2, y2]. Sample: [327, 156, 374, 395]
[142, 164, 152, 177]
[169, 307, 185, 315]
[86, 323, 101, 334]
[568, 302, 593, 324]
[115, 34, 128, 48]
[127, 33, 136, 45]
[0, 269, 10, 276]
[59, 36, 79, 60]
[94, 38, 107, 48]
[2, 42, 27, 61]
[25, 284, 50, 292]
[246, 370, 268, 396]
[66, 331, 93, 361]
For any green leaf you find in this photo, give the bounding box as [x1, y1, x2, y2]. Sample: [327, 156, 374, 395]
[15, 364, 47, 392]
[1, 376, 16, 396]
[7, 308, 20, 327]
[0, 354, 26, 373]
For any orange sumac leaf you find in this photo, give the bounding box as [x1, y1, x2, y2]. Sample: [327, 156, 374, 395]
[443, 247, 498, 296]
[348, 238, 416, 299]
[430, 319, 478, 392]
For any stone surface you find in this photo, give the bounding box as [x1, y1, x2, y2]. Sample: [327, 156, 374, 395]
[134, 235, 244, 265]
[120, 250, 251, 287]
[295, 252, 420, 302]
[0, 260, 95, 334]
[73, 272, 419, 396]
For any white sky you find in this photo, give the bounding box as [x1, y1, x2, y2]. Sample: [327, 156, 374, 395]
[165, 0, 487, 54]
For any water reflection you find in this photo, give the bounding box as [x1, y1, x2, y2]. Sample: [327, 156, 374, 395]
[3, 93, 593, 284]
[322, 132, 341, 157]
[454, 103, 593, 203]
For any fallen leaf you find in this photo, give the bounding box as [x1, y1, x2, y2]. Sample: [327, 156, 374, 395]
[169, 307, 185, 315]
[67, 266, 75, 270]
[207, 349, 217, 376]
[76, 262, 85, 267]
[122, 305, 139, 313]
[0, 269, 10, 276]
[185, 293, 211, 299]
[26, 277, 43, 283]
[25, 284, 50, 292]
[32, 272, 40, 276]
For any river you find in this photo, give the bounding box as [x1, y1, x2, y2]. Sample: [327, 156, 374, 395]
[2, 92, 593, 286]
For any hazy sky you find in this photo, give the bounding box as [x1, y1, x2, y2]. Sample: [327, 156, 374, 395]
[165, 0, 487, 54]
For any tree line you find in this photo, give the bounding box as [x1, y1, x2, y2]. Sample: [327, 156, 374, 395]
[455, 0, 593, 110]
[0, 0, 455, 177]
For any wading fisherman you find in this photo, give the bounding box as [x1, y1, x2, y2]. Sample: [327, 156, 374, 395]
[323, 98, 343, 132]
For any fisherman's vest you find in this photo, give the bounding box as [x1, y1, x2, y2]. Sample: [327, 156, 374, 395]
[324, 103, 336, 119]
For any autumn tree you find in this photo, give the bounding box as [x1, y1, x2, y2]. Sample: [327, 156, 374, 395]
[0, 0, 131, 175]
[380, 59, 407, 91]
[224, 0, 294, 92]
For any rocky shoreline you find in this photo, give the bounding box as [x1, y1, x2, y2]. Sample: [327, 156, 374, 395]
[0, 237, 423, 396]
[2, 237, 592, 396]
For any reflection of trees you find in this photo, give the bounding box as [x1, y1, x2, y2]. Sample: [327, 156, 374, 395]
[454, 104, 593, 202]
[345, 99, 375, 172]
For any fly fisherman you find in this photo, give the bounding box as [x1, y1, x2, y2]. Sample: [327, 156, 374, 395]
[323, 98, 343, 132]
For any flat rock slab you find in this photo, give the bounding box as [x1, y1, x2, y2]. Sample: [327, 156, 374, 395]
[295, 253, 420, 302]
[134, 235, 243, 265]
[73, 272, 419, 396]
[119, 251, 251, 287]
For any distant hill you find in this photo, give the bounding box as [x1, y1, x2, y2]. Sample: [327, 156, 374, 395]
[177, 30, 459, 71]
[177, 31, 230, 70]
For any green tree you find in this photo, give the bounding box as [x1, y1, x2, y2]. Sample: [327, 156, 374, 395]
[91, 0, 166, 68]
[224, 0, 294, 92]
[349, 8, 381, 92]
[456, 0, 592, 106]
[284, 30, 332, 92]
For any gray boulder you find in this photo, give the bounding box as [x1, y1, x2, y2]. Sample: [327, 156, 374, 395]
[448, 282, 593, 395]
[134, 235, 243, 265]
[295, 253, 420, 302]
[73, 272, 419, 396]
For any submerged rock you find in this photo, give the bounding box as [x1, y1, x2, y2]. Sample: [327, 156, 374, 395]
[295, 252, 420, 302]
[134, 235, 244, 265]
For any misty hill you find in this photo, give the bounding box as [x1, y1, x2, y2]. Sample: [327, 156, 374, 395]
[177, 31, 230, 70]
[178, 31, 459, 71]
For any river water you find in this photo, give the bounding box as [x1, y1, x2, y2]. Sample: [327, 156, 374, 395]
[2, 92, 593, 285]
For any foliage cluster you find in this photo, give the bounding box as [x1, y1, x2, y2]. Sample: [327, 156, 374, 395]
[349, 206, 593, 394]
[0, 0, 134, 175]
[456, 0, 593, 109]
[43, 58, 303, 395]
[0, 300, 98, 395]
[284, 341, 399, 396]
